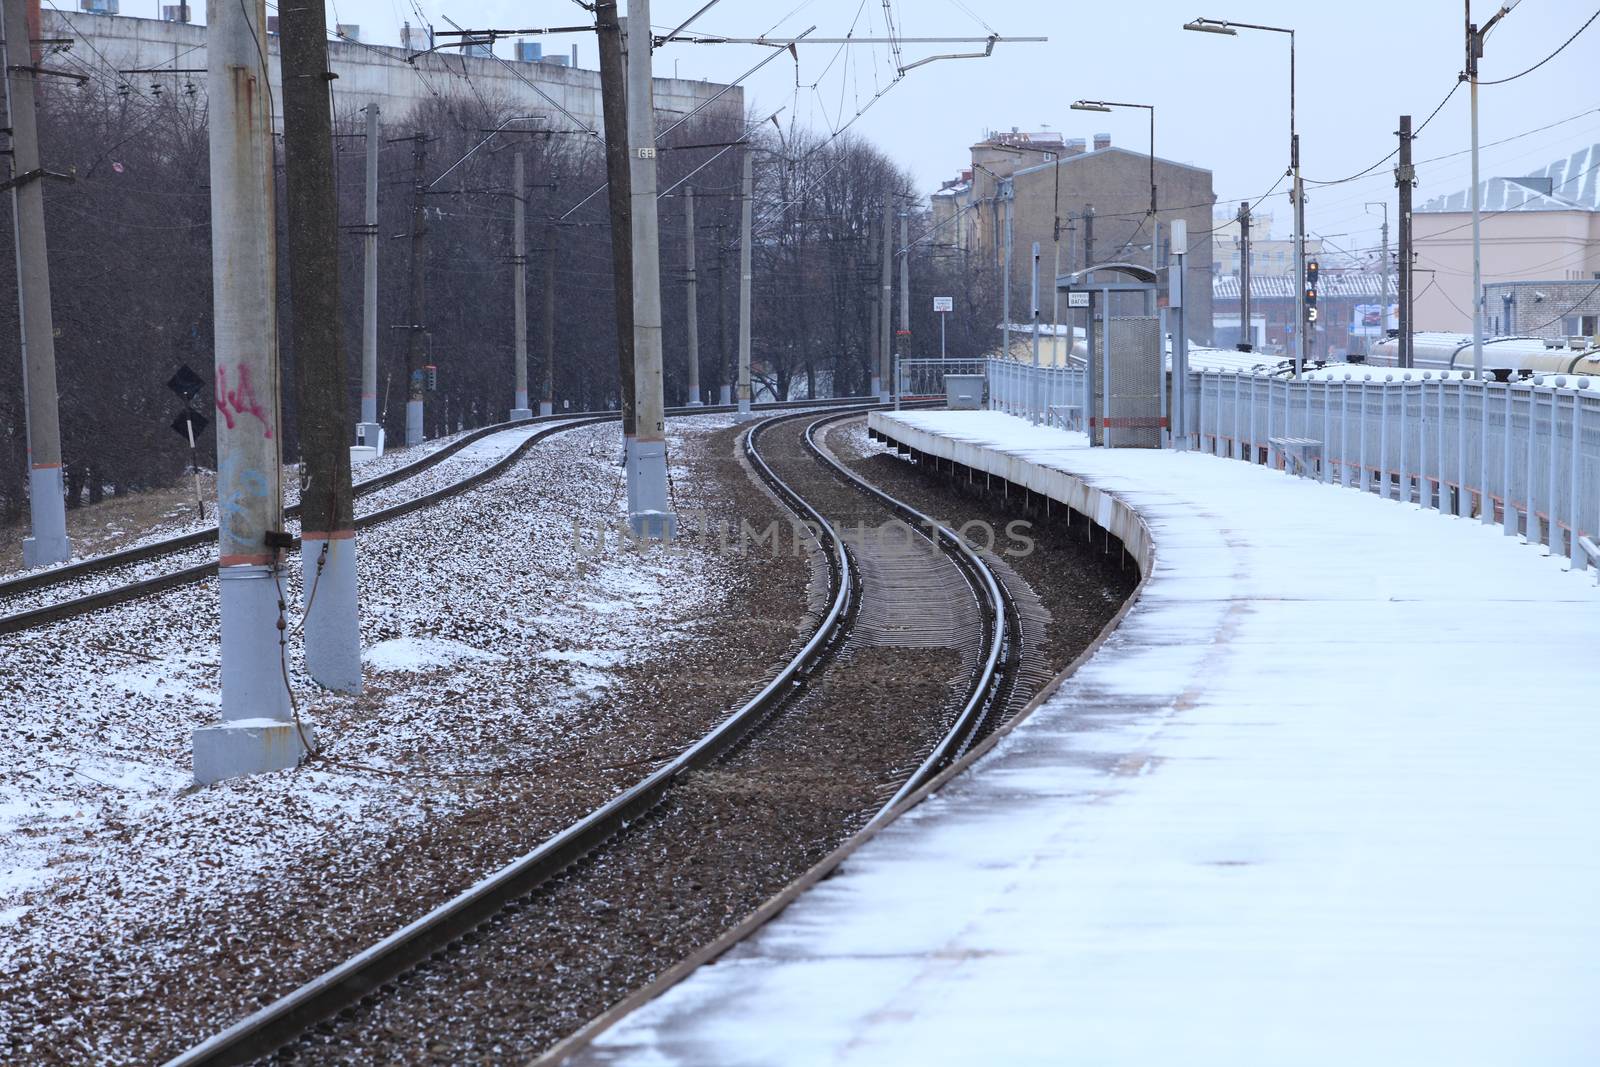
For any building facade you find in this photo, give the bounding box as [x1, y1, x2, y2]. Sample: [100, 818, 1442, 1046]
[931, 128, 1216, 343]
[41, 10, 742, 131]
[1482, 279, 1600, 341]
[1413, 142, 1600, 333]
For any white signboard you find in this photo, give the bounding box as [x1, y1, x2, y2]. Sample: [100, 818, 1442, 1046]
[1067, 291, 1090, 308]
[933, 296, 953, 313]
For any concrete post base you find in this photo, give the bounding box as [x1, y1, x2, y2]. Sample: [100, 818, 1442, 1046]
[301, 535, 361, 693]
[510, 408, 534, 422]
[685, 387, 703, 407]
[625, 437, 676, 540]
[734, 398, 755, 422]
[22, 466, 71, 568]
[193, 719, 314, 785]
[719, 385, 732, 406]
[355, 421, 385, 456]
[870, 375, 881, 399]
[879, 390, 892, 405]
[539, 401, 554, 416]
[406, 399, 424, 446]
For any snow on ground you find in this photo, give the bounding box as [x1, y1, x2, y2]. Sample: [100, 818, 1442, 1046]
[0, 412, 778, 1061]
[0, 426, 475, 583]
[574, 410, 1600, 1067]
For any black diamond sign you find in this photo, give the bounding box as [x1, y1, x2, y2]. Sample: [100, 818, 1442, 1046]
[171, 408, 209, 440]
[167, 364, 205, 402]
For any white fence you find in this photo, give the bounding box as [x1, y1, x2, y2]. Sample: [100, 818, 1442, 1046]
[981, 359, 1599, 569]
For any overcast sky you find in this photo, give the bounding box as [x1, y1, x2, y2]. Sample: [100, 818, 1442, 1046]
[266, 0, 1599, 256]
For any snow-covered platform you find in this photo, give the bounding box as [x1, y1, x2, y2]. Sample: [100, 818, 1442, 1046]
[563, 410, 1600, 1067]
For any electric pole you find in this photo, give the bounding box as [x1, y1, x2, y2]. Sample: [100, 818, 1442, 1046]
[357, 102, 382, 450]
[715, 221, 731, 405]
[879, 197, 892, 400]
[623, 1, 671, 534]
[541, 222, 556, 415]
[684, 185, 702, 405]
[1366, 200, 1389, 357]
[897, 209, 909, 404]
[1237, 199, 1252, 352]
[869, 281, 881, 398]
[595, 0, 634, 426]
[737, 149, 754, 417]
[282, 0, 359, 693]
[194, 0, 298, 782]
[402, 132, 428, 446]
[510, 150, 532, 420]
[3, 0, 71, 568]
[1396, 114, 1414, 369]
[999, 178, 1013, 363]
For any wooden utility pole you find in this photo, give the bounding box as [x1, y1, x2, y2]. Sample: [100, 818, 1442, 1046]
[281, 0, 359, 692]
[3, 0, 71, 567]
[595, 0, 634, 426]
[541, 221, 557, 415]
[1396, 114, 1414, 369]
[402, 132, 428, 445]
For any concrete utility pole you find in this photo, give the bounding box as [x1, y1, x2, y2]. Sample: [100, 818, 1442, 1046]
[356, 102, 382, 451]
[282, 0, 359, 694]
[1171, 219, 1189, 450]
[1367, 200, 1389, 356]
[3, 0, 71, 568]
[737, 149, 754, 417]
[402, 132, 428, 446]
[897, 210, 909, 404]
[623, 0, 672, 534]
[510, 150, 532, 421]
[1030, 240, 1041, 424]
[1237, 199, 1252, 351]
[869, 283, 882, 399]
[684, 185, 702, 405]
[1396, 114, 1415, 369]
[879, 198, 892, 401]
[541, 221, 556, 415]
[194, 0, 299, 783]
[596, 1, 635, 427]
[715, 221, 731, 405]
[1464, 2, 1521, 379]
[999, 178, 1014, 363]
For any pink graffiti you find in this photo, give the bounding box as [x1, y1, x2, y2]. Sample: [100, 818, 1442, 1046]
[214, 364, 273, 438]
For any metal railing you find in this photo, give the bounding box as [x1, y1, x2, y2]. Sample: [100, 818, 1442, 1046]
[895, 357, 988, 402]
[985, 357, 1089, 430]
[979, 359, 1598, 570]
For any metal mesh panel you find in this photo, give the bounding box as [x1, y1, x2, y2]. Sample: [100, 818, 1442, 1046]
[1105, 317, 1161, 448]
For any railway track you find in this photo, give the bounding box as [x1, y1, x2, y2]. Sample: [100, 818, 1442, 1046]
[156, 403, 1031, 1065]
[0, 397, 873, 637]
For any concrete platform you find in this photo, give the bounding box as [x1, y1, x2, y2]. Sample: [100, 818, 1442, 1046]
[563, 411, 1600, 1067]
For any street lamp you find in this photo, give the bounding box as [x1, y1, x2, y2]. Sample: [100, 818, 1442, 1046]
[1466, 0, 1522, 379]
[1185, 15, 1305, 379]
[1071, 99, 1157, 218]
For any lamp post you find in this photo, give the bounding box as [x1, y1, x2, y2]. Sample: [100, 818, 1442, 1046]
[1185, 16, 1305, 379]
[1070, 100, 1156, 218]
[1466, 1, 1522, 379]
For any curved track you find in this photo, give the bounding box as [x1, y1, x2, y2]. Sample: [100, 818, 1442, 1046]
[161, 404, 1018, 1066]
[0, 398, 873, 636]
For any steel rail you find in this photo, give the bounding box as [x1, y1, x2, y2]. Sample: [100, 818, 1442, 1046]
[799, 414, 1017, 813]
[0, 397, 878, 635]
[160, 405, 865, 1067]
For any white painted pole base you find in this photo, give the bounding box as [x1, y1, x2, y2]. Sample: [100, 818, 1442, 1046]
[719, 384, 732, 406]
[685, 387, 703, 407]
[197, 563, 303, 784]
[510, 408, 534, 422]
[879, 389, 892, 405]
[406, 399, 424, 446]
[734, 397, 755, 422]
[354, 422, 384, 457]
[625, 436, 676, 539]
[301, 535, 361, 693]
[22, 466, 71, 569]
[539, 401, 554, 416]
[870, 375, 881, 400]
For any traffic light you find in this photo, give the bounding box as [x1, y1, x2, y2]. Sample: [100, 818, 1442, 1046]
[1305, 259, 1319, 321]
[424, 364, 438, 392]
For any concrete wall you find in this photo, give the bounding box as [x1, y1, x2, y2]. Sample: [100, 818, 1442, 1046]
[42, 10, 743, 131]
[1413, 208, 1600, 333]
